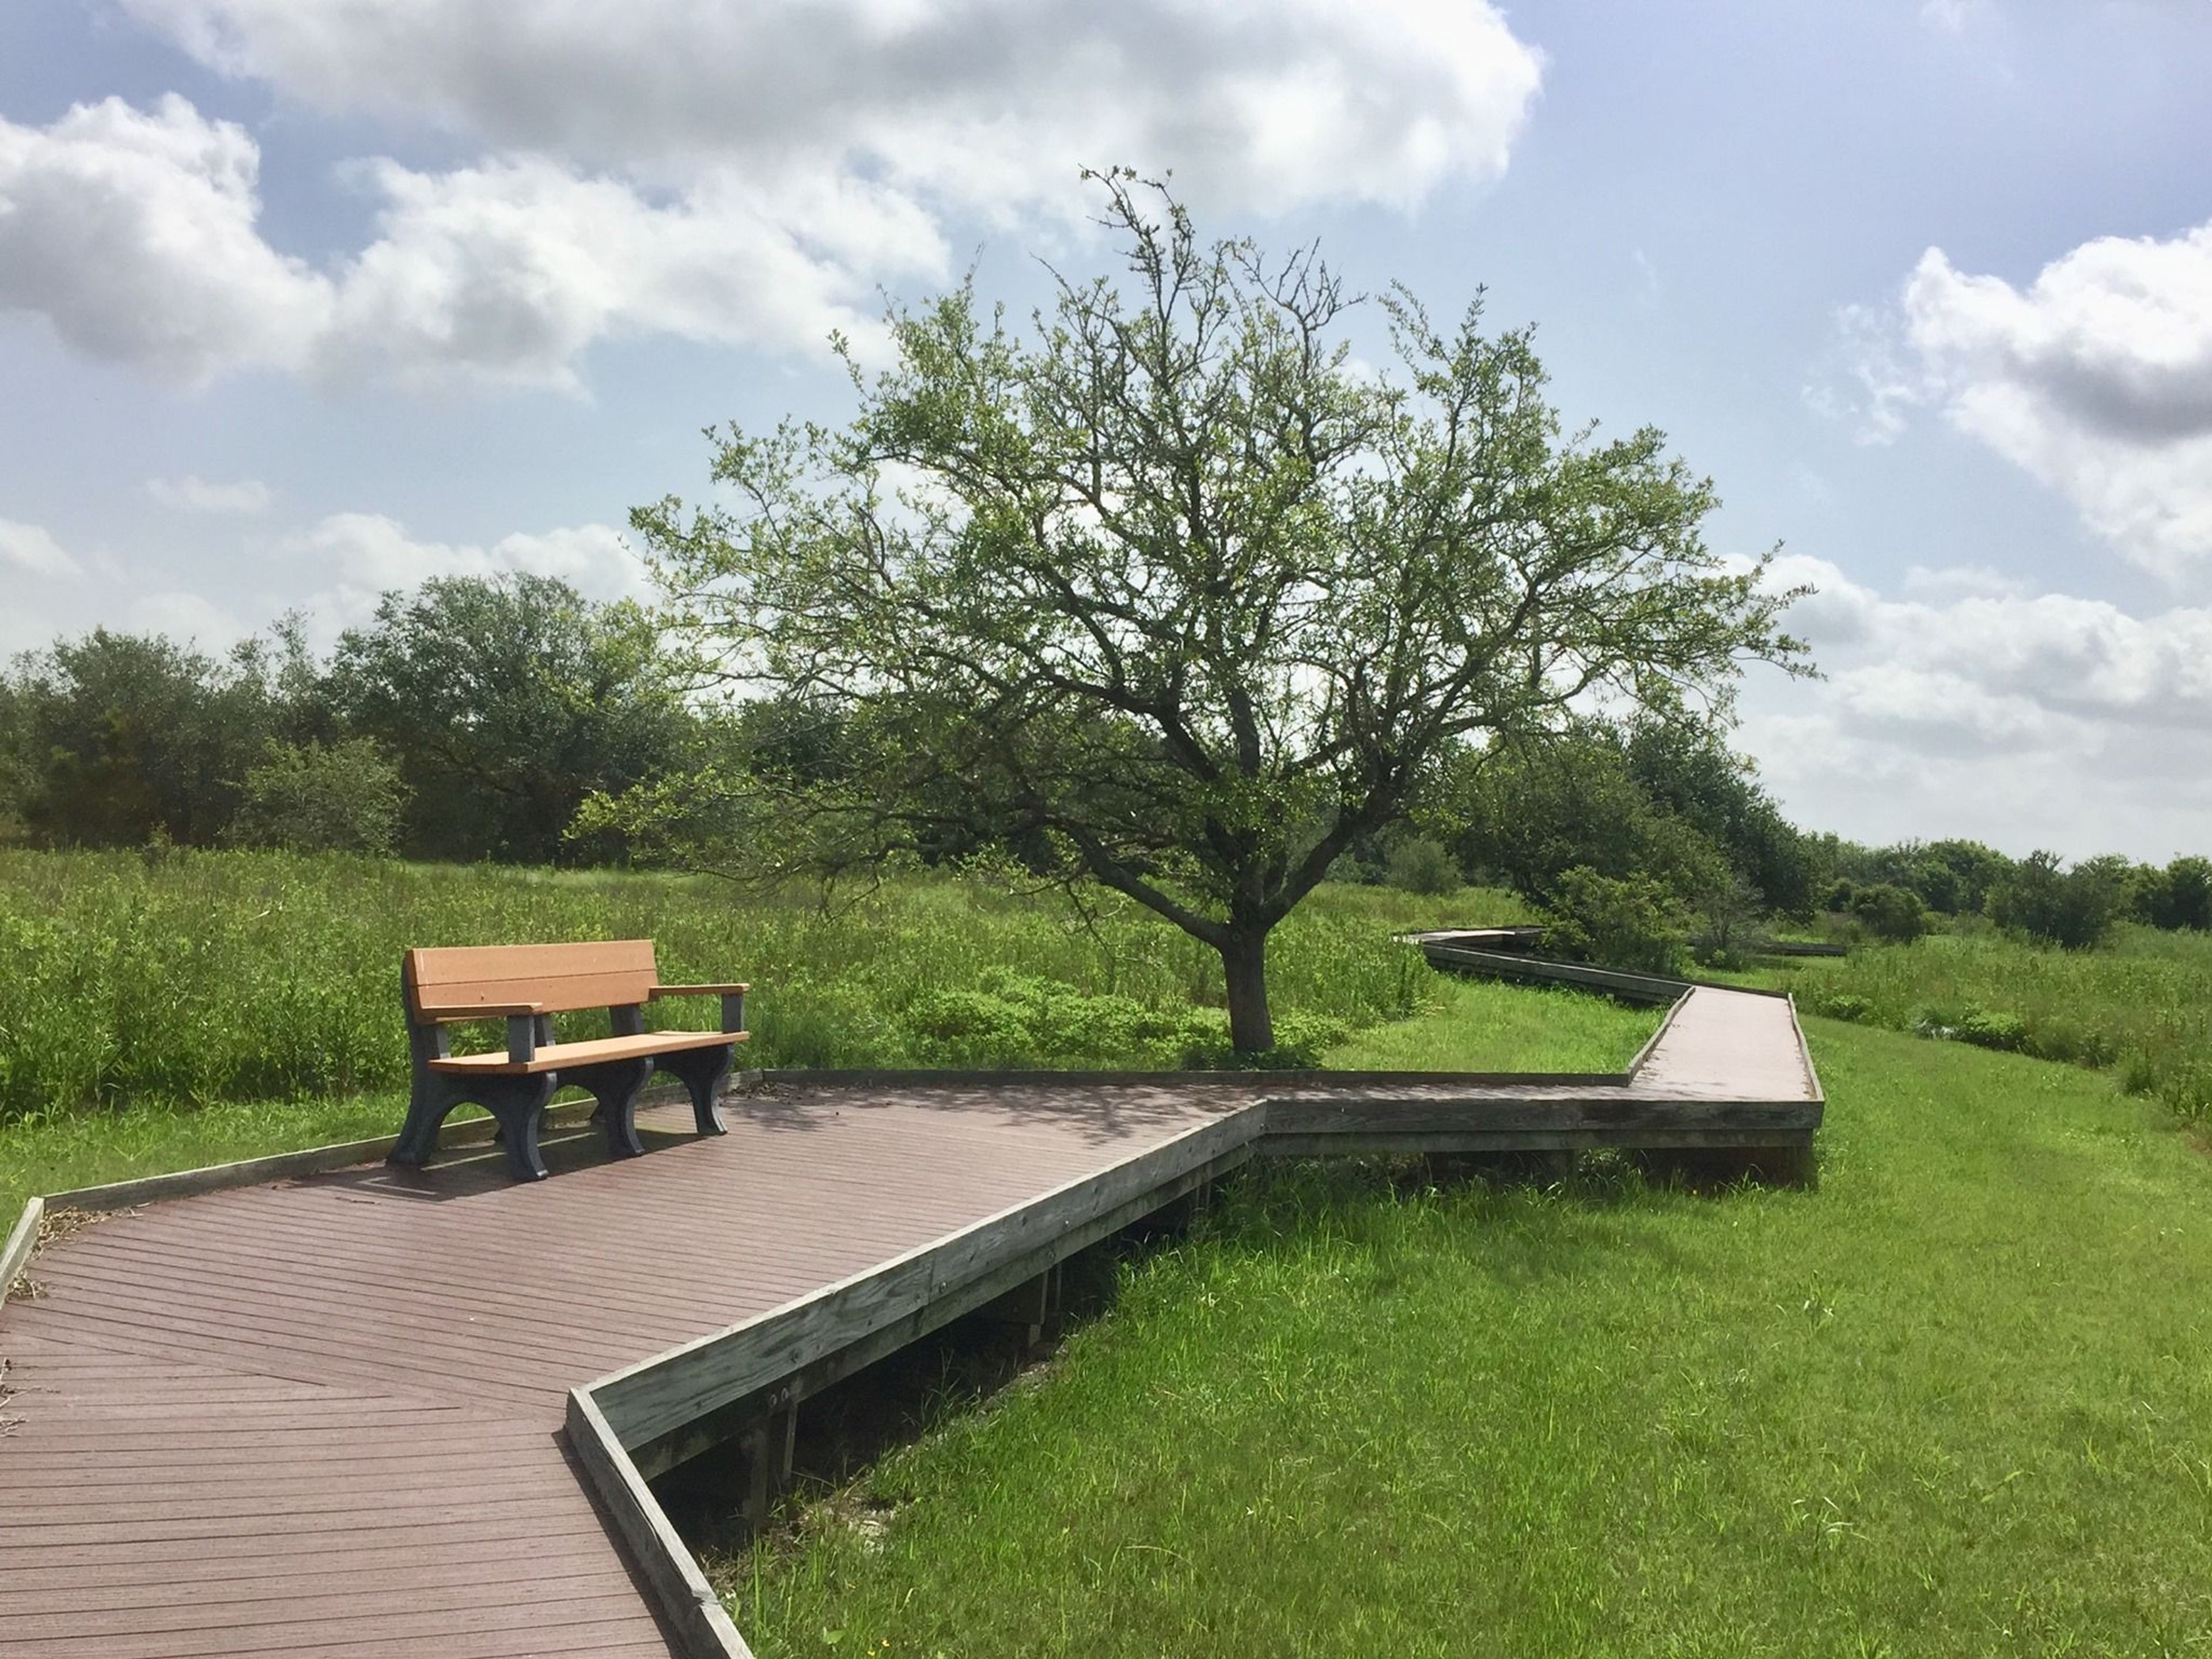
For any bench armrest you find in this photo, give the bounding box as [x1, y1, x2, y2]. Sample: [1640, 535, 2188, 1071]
[649, 983, 749, 1035]
[414, 1001, 547, 1021]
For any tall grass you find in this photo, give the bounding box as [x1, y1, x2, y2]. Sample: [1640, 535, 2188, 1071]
[1750, 921, 2212, 1123]
[0, 850, 1529, 1126]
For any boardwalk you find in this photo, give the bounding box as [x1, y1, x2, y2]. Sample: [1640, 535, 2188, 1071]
[0, 987, 1818, 1658]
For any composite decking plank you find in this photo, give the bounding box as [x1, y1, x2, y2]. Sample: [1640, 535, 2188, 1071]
[0, 1549, 630, 1603]
[2, 1577, 657, 1641]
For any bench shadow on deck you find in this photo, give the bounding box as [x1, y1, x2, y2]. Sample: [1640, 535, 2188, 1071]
[0, 986, 1819, 1659]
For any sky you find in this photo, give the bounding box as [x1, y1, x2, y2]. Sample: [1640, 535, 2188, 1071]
[2, 0, 2210, 861]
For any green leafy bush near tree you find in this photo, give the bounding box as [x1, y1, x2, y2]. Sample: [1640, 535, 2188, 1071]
[1537, 866, 1690, 976]
[1846, 881, 1927, 944]
[229, 738, 408, 855]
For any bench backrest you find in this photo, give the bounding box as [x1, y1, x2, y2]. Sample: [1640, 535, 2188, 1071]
[404, 940, 660, 1021]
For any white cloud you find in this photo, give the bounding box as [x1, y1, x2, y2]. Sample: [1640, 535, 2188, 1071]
[0, 95, 331, 381]
[119, 0, 1541, 216]
[146, 474, 273, 514]
[0, 518, 82, 578]
[3, 4, 1542, 391]
[319, 157, 941, 391]
[1830, 221, 2212, 583]
[0, 99, 935, 391]
[283, 512, 650, 634]
[1743, 553, 2212, 858]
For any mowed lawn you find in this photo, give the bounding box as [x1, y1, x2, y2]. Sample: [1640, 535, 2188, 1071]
[728, 1015, 2212, 1657]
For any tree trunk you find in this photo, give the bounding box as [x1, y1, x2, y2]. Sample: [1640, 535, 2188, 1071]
[1221, 927, 1275, 1053]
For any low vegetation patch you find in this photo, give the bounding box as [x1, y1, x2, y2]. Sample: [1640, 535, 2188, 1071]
[726, 1015, 2212, 1657]
[1752, 921, 2212, 1124]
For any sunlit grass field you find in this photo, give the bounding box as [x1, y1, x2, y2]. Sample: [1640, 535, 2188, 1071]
[727, 1012, 2212, 1658]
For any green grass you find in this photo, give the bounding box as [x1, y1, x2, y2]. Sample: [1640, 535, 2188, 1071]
[728, 1013, 2212, 1657]
[1743, 921, 2212, 1124]
[0, 1091, 411, 1213]
[1321, 975, 1657, 1073]
[0, 851, 1536, 1213]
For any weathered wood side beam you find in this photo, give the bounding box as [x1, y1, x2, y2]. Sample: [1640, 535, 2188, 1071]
[589, 1111, 1262, 1453]
[564, 1388, 756, 1659]
[620, 1143, 1250, 1482]
[2, 1195, 41, 1300]
[1260, 1093, 1822, 1142]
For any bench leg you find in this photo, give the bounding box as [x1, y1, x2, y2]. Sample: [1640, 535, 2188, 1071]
[389, 1073, 465, 1168]
[660, 1044, 735, 1137]
[482, 1074, 560, 1181]
[564, 1057, 656, 1158]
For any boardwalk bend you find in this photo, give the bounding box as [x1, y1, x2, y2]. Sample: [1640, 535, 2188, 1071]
[1, 984, 1819, 1658]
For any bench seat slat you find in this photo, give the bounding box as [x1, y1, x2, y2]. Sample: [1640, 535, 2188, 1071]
[427, 1029, 746, 1077]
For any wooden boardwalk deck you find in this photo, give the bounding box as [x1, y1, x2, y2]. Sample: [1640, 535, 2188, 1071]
[0, 987, 1819, 1658]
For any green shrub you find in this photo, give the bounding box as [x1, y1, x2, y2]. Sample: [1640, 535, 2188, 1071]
[1849, 882, 1927, 943]
[1540, 866, 1688, 976]
[1956, 1007, 2028, 1052]
[230, 738, 408, 855]
[1384, 837, 1460, 896]
[1988, 851, 2124, 950]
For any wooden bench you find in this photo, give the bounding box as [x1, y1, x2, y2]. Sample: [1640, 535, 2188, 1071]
[388, 940, 749, 1182]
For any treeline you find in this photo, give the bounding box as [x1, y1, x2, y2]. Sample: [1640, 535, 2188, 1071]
[2, 572, 2205, 965]
[0, 575, 695, 864]
[1816, 839, 2211, 950]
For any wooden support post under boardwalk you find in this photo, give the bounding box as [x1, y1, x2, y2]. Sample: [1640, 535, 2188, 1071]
[740, 1404, 798, 1536]
[971, 1263, 1062, 1350]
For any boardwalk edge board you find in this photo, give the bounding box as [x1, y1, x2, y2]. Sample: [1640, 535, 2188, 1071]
[586, 1111, 1261, 1451]
[760, 1066, 1634, 1089]
[1790, 994, 1827, 1104]
[566, 1388, 757, 1659]
[1418, 942, 1796, 1005]
[1626, 990, 1694, 1083]
[2, 1194, 41, 1299]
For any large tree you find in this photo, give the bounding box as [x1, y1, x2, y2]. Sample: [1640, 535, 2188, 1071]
[635, 175, 1809, 1050]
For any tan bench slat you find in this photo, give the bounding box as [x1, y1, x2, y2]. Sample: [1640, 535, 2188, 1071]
[406, 942, 662, 1019]
[410, 941, 658, 987]
[427, 1029, 745, 1077]
[647, 982, 750, 998]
